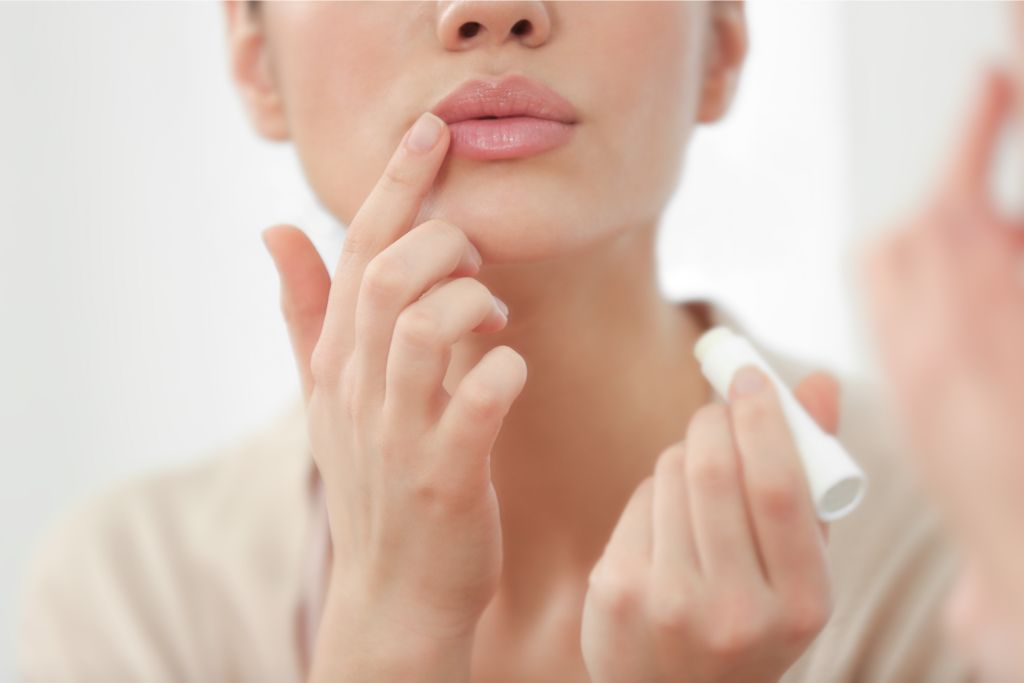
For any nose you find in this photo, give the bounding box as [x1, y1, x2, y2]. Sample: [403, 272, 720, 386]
[436, 0, 551, 50]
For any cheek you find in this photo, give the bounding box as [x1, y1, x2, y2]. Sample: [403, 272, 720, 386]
[579, 4, 705, 211]
[267, 4, 415, 224]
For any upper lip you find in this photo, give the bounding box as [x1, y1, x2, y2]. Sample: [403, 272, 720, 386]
[430, 74, 578, 125]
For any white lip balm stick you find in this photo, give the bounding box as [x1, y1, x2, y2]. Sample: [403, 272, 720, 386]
[693, 326, 867, 522]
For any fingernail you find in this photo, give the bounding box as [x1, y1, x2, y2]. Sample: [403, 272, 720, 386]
[732, 365, 766, 396]
[468, 242, 483, 267]
[406, 112, 444, 153]
[492, 295, 509, 320]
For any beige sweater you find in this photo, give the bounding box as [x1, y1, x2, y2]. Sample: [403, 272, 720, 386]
[17, 301, 973, 682]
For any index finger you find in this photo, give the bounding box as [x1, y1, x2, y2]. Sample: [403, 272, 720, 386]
[728, 366, 829, 596]
[943, 68, 1014, 203]
[318, 111, 451, 359]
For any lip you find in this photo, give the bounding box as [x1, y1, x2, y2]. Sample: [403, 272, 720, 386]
[430, 74, 578, 160]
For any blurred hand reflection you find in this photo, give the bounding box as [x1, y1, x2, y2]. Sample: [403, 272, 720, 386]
[863, 65, 1024, 680]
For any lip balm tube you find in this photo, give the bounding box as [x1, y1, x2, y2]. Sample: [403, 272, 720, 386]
[693, 326, 867, 522]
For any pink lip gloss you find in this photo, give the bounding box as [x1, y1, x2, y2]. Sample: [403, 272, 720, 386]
[446, 117, 576, 161]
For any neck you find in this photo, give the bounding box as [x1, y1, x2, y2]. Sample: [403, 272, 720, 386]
[443, 220, 712, 620]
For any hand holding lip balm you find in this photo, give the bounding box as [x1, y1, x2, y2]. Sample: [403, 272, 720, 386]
[694, 326, 868, 522]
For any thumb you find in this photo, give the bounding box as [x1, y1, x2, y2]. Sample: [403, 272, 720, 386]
[261, 224, 331, 405]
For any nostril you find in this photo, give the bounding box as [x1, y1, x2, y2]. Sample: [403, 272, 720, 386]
[458, 20, 532, 40]
[511, 19, 532, 36]
[459, 22, 481, 39]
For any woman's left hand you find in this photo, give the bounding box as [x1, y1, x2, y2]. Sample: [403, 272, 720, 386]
[580, 367, 839, 683]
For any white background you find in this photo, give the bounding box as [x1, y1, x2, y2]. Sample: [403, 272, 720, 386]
[0, 2, 1013, 678]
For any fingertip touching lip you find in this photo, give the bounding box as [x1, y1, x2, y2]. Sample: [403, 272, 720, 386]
[430, 73, 578, 125]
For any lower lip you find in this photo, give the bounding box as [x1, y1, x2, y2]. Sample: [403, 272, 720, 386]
[446, 116, 576, 160]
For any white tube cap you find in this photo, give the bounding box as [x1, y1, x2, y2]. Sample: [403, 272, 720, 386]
[694, 326, 867, 522]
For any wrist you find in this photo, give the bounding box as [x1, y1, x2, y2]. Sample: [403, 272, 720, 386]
[313, 632, 474, 683]
[308, 576, 476, 683]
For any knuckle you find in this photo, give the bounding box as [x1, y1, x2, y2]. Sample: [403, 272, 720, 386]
[455, 277, 494, 307]
[395, 307, 445, 352]
[688, 404, 730, 441]
[706, 620, 762, 659]
[687, 446, 736, 494]
[705, 594, 766, 656]
[750, 476, 802, 521]
[410, 475, 442, 506]
[339, 231, 367, 261]
[309, 344, 340, 388]
[588, 565, 646, 620]
[458, 383, 505, 421]
[382, 159, 419, 191]
[337, 360, 363, 415]
[782, 594, 832, 644]
[409, 475, 462, 515]
[732, 392, 776, 436]
[648, 590, 696, 637]
[654, 444, 686, 481]
[362, 255, 409, 304]
[422, 218, 466, 246]
[684, 406, 736, 492]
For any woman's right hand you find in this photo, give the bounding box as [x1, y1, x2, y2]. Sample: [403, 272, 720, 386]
[262, 112, 528, 681]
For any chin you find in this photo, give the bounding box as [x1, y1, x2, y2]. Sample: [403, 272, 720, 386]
[419, 197, 610, 266]
[420, 185, 613, 265]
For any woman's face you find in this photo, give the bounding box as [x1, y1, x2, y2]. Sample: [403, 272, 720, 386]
[228, 1, 745, 264]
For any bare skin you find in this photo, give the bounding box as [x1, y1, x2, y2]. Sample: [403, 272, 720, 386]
[226, 2, 840, 681]
[863, 55, 1024, 683]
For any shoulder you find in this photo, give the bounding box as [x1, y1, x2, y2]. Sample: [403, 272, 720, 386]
[17, 395, 311, 682]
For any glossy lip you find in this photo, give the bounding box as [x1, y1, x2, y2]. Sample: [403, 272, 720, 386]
[429, 74, 578, 160]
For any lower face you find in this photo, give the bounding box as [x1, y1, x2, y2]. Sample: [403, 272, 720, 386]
[260, 2, 708, 264]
